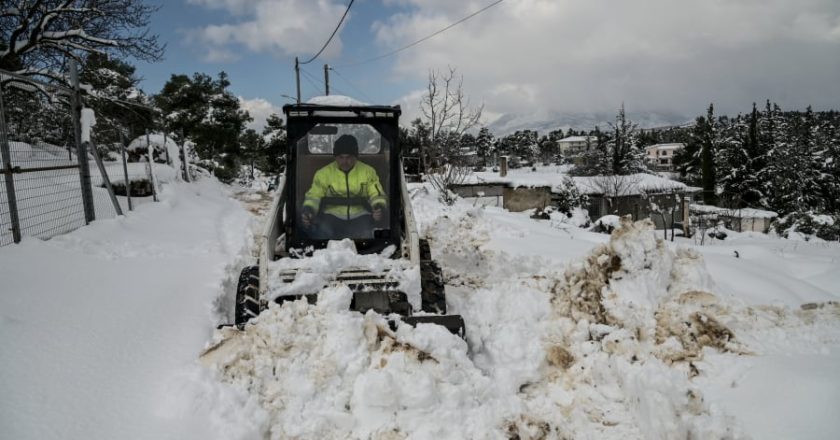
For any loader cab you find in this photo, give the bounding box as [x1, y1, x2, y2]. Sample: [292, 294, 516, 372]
[283, 103, 402, 255]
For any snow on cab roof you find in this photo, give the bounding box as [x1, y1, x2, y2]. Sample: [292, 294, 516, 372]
[306, 95, 367, 107]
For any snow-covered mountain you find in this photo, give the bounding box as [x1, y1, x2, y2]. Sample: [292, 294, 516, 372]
[485, 109, 692, 135]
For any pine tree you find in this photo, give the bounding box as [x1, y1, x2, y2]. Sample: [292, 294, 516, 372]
[261, 114, 287, 173]
[700, 104, 717, 205]
[610, 103, 647, 174]
[475, 127, 495, 165]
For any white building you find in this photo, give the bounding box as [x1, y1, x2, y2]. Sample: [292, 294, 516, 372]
[557, 136, 597, 155]
[644, 143, 684, 171]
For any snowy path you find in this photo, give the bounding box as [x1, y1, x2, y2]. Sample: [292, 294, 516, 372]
[0, 180, 254, 440]
[2, 179, 839, 439]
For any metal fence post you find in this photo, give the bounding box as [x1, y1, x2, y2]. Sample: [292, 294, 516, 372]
[118, 131, 132, 211]
[89, 141, 122, 216]
[146, 129, 158, 202]
[0, 81, 22, 243]
[69, 62, 95, 223]
[178, 128, 191, 182]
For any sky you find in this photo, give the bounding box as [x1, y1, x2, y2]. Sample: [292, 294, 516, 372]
[135, 0, 840, 131]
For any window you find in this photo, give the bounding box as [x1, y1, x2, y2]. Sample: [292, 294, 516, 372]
[295, 123, 391, 240]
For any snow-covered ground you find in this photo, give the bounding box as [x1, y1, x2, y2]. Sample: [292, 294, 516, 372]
[1, 178, 839, 439]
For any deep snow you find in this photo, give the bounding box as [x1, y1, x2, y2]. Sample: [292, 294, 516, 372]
[1, 178, 839, 440]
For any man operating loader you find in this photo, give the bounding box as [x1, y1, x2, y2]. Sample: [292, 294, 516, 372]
[301, 134, 387, 239]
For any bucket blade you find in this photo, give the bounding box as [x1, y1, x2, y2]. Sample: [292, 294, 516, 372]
[402, 315, 465, 338]
[198, 327, 247, 368]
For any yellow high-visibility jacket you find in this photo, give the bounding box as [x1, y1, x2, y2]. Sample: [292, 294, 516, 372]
[303, 161, 387, 219]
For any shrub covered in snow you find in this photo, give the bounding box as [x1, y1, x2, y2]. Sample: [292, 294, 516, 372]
[552, 176, 589, 215]
[773, 212, 840, 241]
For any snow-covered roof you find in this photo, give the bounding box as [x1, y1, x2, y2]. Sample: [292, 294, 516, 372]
[690, 204, 778, 219]
[645, 143, 685, 151]
[465, 167, 688, 196]
[306, 95, 367, 107]
[572, 174, 688, 196]
[558, 136, 595, 143]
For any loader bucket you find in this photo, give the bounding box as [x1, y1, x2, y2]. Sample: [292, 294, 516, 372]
[401, 315, 466, 338]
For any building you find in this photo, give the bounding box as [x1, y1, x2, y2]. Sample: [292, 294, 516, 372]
[689, 204, 778, 233]
[454, 169, 698, 232]
[573, 174, 698, 231]
[644, 143, 684, 171]
[557, 136, 597, 155]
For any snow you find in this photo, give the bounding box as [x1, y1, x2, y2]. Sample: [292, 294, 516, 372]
[0, 179, 254, 439]
[306, 95, 367, 107]
[466, 166, 688, 196]
[1, 177, 839, 439]
[80, 107, 95, 143]
[691, 203, 778, 219]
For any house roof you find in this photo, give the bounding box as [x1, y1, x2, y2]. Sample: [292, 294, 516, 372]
[558, 136, 596, 143]
[690, 204, 778, 219]
[464, 167, 688, 196]
[645, 143, 685, 151]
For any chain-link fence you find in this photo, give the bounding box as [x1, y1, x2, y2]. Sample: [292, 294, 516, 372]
[0, 69, 88, 246]
[0, 67, 191, 247]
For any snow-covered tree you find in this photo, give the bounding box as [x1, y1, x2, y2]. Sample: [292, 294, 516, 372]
[154, 71, 251, 182]
[475, 127, 494, 165]
[0, 0, 162, 81]
[609, 103, 647, 175]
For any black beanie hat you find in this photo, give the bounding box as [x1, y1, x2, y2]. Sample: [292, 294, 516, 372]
[333, 135, 359, 156]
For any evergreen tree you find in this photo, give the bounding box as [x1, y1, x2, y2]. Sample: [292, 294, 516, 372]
[261, 114, 287, 173]
[475, 127, 495, 165]
[240, 128, 265, 179]
[700, 104, 717, 205]
[81, 53, 151, 146]
[610, 103, 647, 174]
[155, 71, 251, 182]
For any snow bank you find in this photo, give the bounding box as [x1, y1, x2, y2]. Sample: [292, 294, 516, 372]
[0, 178, 255, 440]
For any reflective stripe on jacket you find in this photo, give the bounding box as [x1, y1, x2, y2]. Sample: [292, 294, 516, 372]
[303, 160, 387, 219]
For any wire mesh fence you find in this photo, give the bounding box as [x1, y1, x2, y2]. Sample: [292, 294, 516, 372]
[0, 67, 185, 247]
[0, 70, 87, 246]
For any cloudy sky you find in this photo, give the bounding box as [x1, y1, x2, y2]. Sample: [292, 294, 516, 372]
[137, 0, 840, 129]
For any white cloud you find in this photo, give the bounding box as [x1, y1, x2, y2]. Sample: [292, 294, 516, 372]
[373, 0, 840, 116]
[238, 97, 282, 132]
[188, 0, 349, 60]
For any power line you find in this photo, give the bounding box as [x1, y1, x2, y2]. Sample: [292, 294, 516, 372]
[300, 68, 350, 97]
[329, 67, 374, 103]
[299, 69, 324, 98]
[334, 0, 506, 68]
[300, 0, 355, 65]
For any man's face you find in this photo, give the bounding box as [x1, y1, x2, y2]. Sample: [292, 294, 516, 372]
[335, 154, 357, 172]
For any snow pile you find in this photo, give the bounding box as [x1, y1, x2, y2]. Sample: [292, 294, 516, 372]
[421, 202, 747, 438]
[202, 206, 749, 438]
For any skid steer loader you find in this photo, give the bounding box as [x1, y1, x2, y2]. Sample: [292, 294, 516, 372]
[214, 102, 464, 354]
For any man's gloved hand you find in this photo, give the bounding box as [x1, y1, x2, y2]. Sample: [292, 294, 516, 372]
[372, 206, 383, 222]
[301, 208, 315, 227]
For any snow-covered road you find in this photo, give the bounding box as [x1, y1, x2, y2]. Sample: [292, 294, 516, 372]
[1, 178, 839, 439]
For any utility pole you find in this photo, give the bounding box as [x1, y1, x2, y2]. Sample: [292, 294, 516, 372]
[294, 57, 301, 104]
[324, 64, 330, 95]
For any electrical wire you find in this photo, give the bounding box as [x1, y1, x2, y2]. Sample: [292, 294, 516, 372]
[328, 67, 375, 103]
[299, 0, 355, 65]
[300, 68, 351, 97]
[333, 0, 506, 68]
